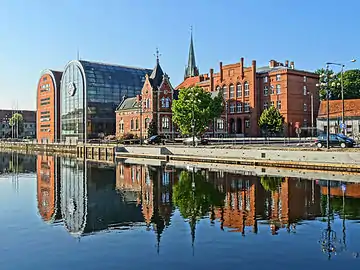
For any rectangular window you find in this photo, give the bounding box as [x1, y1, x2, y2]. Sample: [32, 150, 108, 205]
[236, 84, 242, 97]
[276, 84, 281, 94]
[236, 103, 242, 113]
[244, 102, 250, 112]
[216, 119, 224, 130]
[304, 103, 307, 111]
[263, 86, 268, 96]
[230, 103, 235, 113]
[303, 86, 307, 95]
[276, 74, 281, 81]
[244, 83, 250, 97]
[245, 120, 250, 128]
[263, 102, 268, 110]
[277, 100, 281, 110]
[304, 76, 307, 82]
[270, 85, 274, 95]
[229, 85, 235, 99]
[263, 77, 268, 83]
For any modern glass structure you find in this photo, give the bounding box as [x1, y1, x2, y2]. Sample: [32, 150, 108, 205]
[60, 60, 152, 143]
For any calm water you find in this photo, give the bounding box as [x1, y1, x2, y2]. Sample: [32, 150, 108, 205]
[0, 153, 360, 269]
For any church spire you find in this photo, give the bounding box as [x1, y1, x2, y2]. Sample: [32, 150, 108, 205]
[184, 26, 199, 79]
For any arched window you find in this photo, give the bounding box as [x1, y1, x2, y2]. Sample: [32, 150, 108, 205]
[222, 85, 228, 100]
[135, 119, 139, 130]
[162, 117, 170, 129]
[130, 119, 134, 130]
[229, 84, 235, 99]
[146, 98, 150, 109]
[145, 118, 150, 129]
[236, 83, 242, 97]
[244, 82, 249, 96]
[216, 86, 221, 92]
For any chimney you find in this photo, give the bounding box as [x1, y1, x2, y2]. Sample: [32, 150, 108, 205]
[210, 68, 214, 91]
[285, 60, 289, 67]
[269, 60, 276, 68]
[220, 62, 223, 82]
[240, 57, 244, 79]
[290, 61, 294, 69]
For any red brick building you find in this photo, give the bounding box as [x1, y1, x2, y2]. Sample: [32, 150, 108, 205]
[36, 69, 62, 143]
[115, 57, 178, 139]
[177, 35, 320, 137]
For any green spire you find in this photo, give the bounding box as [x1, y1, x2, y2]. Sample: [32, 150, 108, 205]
[184, 26, 199, 79]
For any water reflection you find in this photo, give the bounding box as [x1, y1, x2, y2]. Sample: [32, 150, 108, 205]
[35, 154, 360, 259]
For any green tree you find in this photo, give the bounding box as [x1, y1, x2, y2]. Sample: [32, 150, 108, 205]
[336, 69, 360, 99]
[173, 170, 225, 220]
[147, 120, 157, 137]
[260, 176, 283, 192]
[9, 113, 24, 137]
[315, 68, 338, 100]
[258, 106, 284, 136]
[172, 86, 223, 136]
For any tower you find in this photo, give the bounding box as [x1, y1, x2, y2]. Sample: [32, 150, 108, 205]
[184, 27, 199, 79]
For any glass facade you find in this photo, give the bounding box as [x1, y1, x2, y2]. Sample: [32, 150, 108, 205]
[60, 60, 152, 143]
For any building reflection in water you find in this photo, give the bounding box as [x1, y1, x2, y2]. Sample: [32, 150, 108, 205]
[35, 156, 360, 257]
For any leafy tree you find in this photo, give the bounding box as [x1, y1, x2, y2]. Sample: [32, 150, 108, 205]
[260, 176, 283, 192]
[9, 113, 24, 137]
[258, 106, 284, 136]
[315, 68, 360, 100]
[315, 68, 337, 100]
[147, 120, 157, 137]
[172, 86, 223, 136]
[173, 170, 225, 220]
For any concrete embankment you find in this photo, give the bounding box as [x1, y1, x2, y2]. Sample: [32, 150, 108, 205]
[115, 146, 360, 172]
[0, 142, 77, 154]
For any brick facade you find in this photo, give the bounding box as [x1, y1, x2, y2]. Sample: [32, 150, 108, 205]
[116, 61, 178, 139]
[177, 59, 319, 137]
[36, 69, 62, 143]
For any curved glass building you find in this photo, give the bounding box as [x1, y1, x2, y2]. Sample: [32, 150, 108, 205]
[60, 60, 152, 143]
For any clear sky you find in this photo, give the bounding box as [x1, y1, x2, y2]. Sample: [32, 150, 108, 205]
[0, 0, 359, 110]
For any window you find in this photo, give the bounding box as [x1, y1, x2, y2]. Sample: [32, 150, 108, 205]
[222, 85, 228, 99]
[244, 102, 250, 112]
[216, 86, 221, 92]
[263, 102, 268, 110]
[216, 119, 224, 130]
[244, 82, 249, 96]
[146, 98, 150, 109]
[245, 120, 250, 128]
[119, 121, 124, 133]
[303, 86, 307, 96]
[130, 119, 134, 130]
[270, 85, 274, 94]
[277, 100, 281, 110]
[165, 98, 170, 108]
[236, 83, 242, 97]
[271, 101, 274, 107]
[304, 103, 307, 111]
[230, 103, 235, 113]
[229, 84, 235, 99]
[236, 102, 242, 112]
[264, 86, 268, 96]
[162, 117, 170, 129]
[145, 118, 150, 129]
[276, 84, 281, 94]
[135, 119, 139, 129]
[263, 77, 268, 83]
[276, 74, 281, 81]
[303, 119, 308, 128]
[304, 76, 307, 82]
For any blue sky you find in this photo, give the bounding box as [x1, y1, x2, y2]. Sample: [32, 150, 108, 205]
[0, 0, 359, 110]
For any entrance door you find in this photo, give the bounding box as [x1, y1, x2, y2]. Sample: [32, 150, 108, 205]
[237, 118, 242, 134]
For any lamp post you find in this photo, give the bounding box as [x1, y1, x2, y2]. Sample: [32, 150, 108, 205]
[326, 59, 356, 134]
[139, 98, 143, 145]
[307, 91, 314, 138]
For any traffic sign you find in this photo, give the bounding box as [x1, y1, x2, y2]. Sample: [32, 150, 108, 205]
[340, 123, 347, 129]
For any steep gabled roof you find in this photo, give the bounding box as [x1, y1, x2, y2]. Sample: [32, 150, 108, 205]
[116, 97, 138, 111]
[149, 61, 164, 89]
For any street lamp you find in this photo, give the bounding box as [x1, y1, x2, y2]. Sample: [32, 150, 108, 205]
[307, 91, 314, 138]
[316, 65, 333, 149]
[326, 59, 356, 134]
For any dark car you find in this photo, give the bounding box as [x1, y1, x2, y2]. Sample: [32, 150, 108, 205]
[144, 135, 165, 145]
[315, 134, 355, 148]
[183, 137, 209, 146]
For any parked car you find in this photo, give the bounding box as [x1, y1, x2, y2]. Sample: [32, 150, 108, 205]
[144, 135, 165, 145]
[315, 134, 355, 148]
[183, 137, 209, 146]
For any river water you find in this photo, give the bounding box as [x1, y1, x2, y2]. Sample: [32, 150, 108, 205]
[0, 152, 359, 269]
